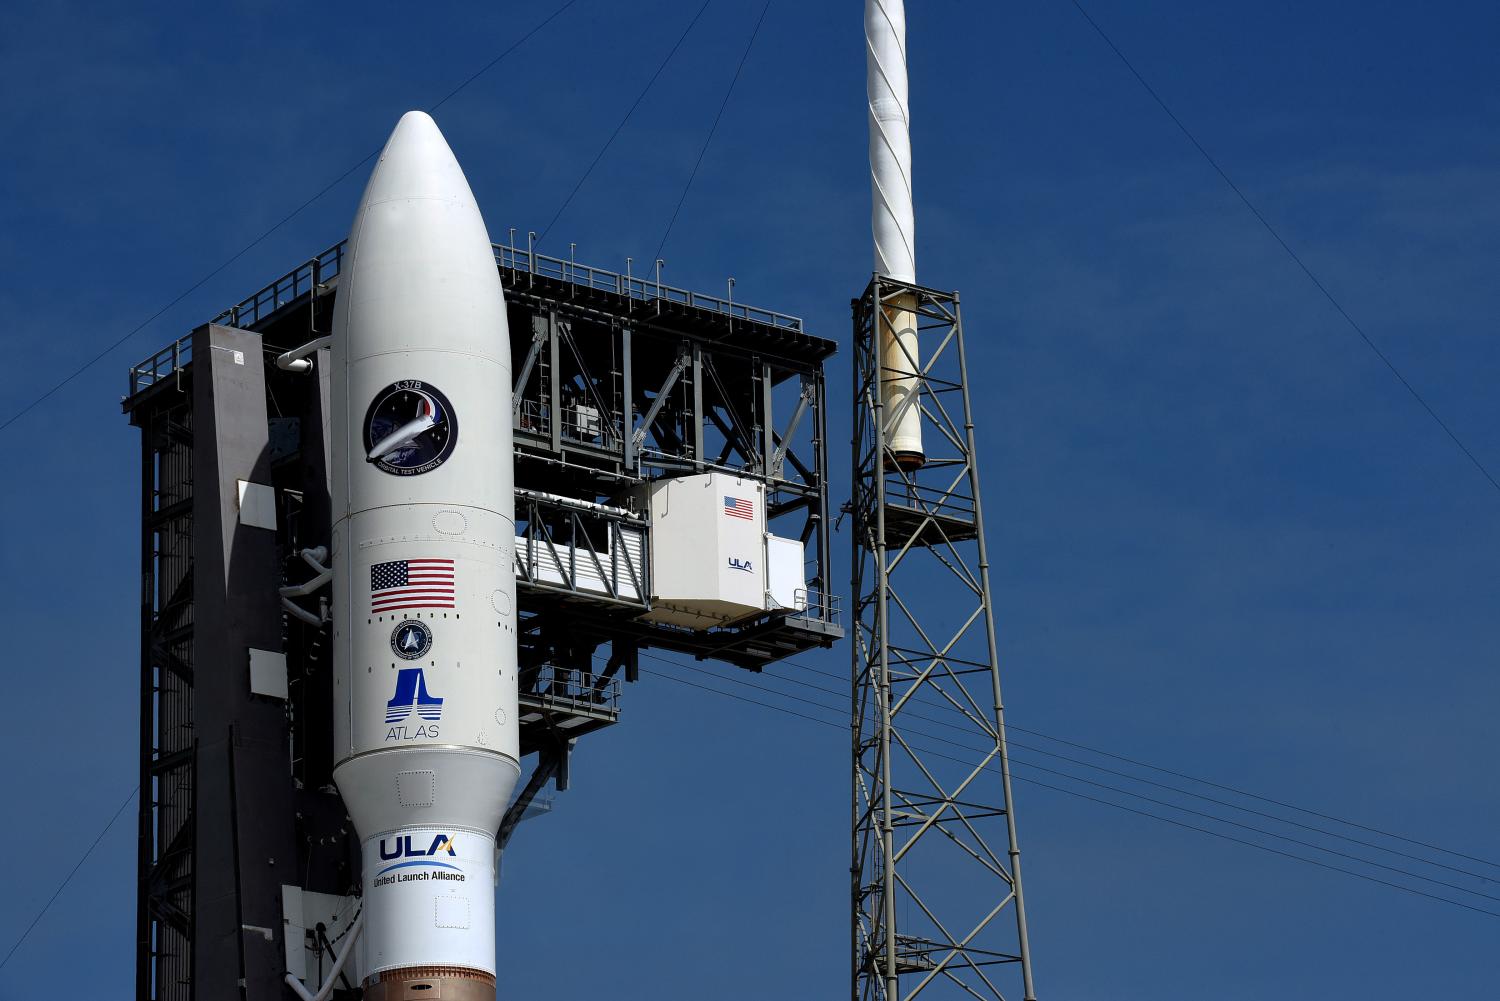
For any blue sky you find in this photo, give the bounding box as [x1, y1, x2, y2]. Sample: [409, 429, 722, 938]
[2, 1, 1498, 997]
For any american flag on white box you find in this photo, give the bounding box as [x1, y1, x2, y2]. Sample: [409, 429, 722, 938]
[723, 495, 754, 521]
[370, 558, 455, 613]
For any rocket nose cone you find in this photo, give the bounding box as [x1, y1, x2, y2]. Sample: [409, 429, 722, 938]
[389, 109, 443, 148]
[362, 110, 474, 209]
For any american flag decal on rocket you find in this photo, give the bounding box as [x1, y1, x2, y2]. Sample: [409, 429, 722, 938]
[370, 558, 456, 613]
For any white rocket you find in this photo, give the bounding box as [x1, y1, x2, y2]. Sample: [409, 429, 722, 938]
[866, 0, 924, 469]
[330, 111, 518, 1001]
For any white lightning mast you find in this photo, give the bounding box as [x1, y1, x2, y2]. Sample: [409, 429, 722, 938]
[866, 0, 924, 469]
[853, 4, 1039, 999]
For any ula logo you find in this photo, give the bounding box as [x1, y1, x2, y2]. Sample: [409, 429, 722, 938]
[375, 834, 461, 877]
[380, 833, 458, 860]
[385, 667, 443, 723]
[727, 557, 754, 573]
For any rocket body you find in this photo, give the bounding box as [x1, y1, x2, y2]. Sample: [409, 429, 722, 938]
[330, 111, 518, 1000]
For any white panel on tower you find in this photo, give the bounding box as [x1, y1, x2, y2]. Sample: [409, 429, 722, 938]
[248, 647, 288, 700]
[766, 535, 805, 611]
[637, 471, 768, 630]
[237, 479, 277, 530]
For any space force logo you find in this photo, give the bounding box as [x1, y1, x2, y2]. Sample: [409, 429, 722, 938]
[385, 667, 442, 741]
[390, 620, 433, 660]
[363, 380, 458, 476]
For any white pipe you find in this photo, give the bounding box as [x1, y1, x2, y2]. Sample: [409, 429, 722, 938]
[284, 910, 363, 1001]
[281, 596, 324, 627]
[866, 0, 914, 284]
[300, 547, 330, 574]
[516, 487, 637, 519]
[279, 568, 332, 598]
[276, 335, 333, 373]
[866, 0, 924, 469]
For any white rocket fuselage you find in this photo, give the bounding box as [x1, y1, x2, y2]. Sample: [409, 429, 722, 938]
[330, 111, 519, 1001]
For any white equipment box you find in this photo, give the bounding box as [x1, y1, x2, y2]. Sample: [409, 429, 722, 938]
[635, 471, 805, 630]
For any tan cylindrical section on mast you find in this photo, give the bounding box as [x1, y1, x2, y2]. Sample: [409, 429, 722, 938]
[867, 0, 924, 469]
[879, 292, 923, 470]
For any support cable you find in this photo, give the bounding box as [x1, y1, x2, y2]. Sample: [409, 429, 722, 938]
[0, 785, 138, 972]
[537, 0, 716, 248]
[760, 650, 1500, 873]
[710, 654, 1500, 880]
[0, 0, 583, 435]
[653, 1, 773, 261]
[1062, 0, 1500, 496]
[640, 667, 1500, 920]
[644, 654, 1500, 903]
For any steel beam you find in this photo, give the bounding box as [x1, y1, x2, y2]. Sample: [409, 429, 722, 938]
[851, 279, 1037, 1001]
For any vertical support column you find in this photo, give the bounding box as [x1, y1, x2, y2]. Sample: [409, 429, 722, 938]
[955, 299, 1037, 1001]
[189, 324, 299, 1000]
[622, 325, 635, 472]
[691, 342, 705, 471]
[851, 281, 1037, 1001]
[761, 359, 775, 480]
[548, 308, 562, 454]
[135, 391, 165, 1001]
[134, 385, 196, 1001]
[812, 367, 831, 605]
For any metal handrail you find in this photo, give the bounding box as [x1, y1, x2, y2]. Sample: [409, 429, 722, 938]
[493, 239, 803, 332]
[128, 335, 193, 395]
[521, 665, 620, 713]
[881, 478, 977, 520]
[792, 588, 842, 627]
[214, 243, 346, 331]
[128, 235, 804, 397]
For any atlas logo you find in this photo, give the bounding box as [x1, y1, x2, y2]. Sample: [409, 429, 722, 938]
[375, 834, 461, 877]
[385, 667, 443, 723]
[727, 557, 754, 573]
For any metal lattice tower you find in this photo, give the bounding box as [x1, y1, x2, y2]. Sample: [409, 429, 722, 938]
[851, 277, 1037, 1001]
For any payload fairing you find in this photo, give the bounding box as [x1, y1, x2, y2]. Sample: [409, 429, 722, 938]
[330, 111, 519, 1001]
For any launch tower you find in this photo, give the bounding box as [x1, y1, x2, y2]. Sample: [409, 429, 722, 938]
[124, 230, 840, 999]
[851, 2, 1038, 998]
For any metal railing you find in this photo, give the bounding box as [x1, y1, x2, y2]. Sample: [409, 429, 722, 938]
[517, 396, 628, 449]
[793, 588, 843, 628]
[520, 665, 620, 717]
[128, 335, 193, 396]
[126, 244, 346, 397]
[494, 235, 803, 333]
[212, 243, 346, 331]
[128, 234, 803, 397]
[881, 477, 978, 523]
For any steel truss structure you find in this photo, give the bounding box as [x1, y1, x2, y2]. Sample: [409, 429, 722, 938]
[135, 381, 194, 1001]
[851, 277, 1037, 1001]
[125, 237, 842, 1000]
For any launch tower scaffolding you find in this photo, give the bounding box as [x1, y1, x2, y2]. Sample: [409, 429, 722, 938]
[851, 277, 1037, 1001]
[125, 236, 841, 1000]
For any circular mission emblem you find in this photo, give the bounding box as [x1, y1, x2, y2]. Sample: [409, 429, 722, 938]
[390, 620, 433, 660]
[363, 380, 458, 476]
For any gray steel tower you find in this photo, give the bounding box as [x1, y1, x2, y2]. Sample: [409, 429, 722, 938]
[850, 277, 1037, 1001]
